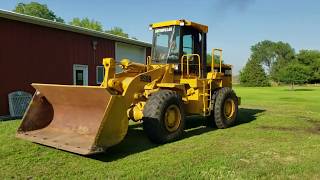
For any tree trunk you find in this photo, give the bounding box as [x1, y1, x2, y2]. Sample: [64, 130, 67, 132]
[291, 82, 294, 90]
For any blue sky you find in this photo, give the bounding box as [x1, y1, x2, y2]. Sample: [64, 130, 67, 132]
[1, 0, 320, 73]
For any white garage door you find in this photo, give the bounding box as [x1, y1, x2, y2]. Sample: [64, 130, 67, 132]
[115, 42, 146, 64]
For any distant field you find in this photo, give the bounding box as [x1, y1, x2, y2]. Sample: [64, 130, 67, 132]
[0, 86, 319, 179]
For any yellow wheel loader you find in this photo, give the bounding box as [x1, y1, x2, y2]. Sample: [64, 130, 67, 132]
[17, 20, 240, 155]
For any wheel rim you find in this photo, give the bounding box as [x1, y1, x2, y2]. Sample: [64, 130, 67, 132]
[164, 104, 181, 132]
[224, 98, 235, 120]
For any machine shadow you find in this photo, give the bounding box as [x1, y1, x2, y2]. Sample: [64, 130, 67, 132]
[90, 107, 265, 162]
[283, 88, 315, 91]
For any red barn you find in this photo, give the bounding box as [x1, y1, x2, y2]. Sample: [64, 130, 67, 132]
[0, 10, 151, 116]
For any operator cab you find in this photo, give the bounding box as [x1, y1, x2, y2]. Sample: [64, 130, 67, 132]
[150, 20, 208, 77]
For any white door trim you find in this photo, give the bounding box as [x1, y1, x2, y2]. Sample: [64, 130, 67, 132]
[73, 64, 88, 85]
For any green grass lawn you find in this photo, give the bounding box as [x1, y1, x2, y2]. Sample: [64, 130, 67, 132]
[1, 86, 320, 179]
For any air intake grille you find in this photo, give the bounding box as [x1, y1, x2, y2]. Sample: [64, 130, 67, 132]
[8, 91, 32, 117]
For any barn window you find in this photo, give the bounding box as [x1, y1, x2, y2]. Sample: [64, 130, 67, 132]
[96, 66, 105, 84]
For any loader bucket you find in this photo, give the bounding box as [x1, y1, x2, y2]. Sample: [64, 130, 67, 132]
[16, 84, 129, 155]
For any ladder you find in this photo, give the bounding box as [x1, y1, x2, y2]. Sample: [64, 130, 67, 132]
[201, 80, 212, 116]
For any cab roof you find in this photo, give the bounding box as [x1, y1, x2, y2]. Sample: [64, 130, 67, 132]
[151, 19, 208, 33]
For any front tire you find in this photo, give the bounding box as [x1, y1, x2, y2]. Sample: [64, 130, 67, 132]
[143, 90, 185, 144]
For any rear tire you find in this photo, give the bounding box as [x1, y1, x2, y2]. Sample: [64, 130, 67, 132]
[213, 87, 238, 128]
[143, 90, 185, 144]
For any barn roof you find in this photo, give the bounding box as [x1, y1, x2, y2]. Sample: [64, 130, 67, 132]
[0, 9, 151, 47]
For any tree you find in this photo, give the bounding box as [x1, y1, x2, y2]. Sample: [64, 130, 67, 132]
[239, 59, 270, 87]
[269, 58, 288, 83]
[274, 41, 295, 61]
[250, 40, 295, 81]
[105, 27, 129, 38]
[296, 50, 320, 83]
[278, 61, 310, 89]
[247, 40, 318, 86]
[13, 2, 64, 23]
[270, 42, 295, 82]
[69, 18, 103, 31]
[206, 54, 223, 65]
[250, 40, 277, 72]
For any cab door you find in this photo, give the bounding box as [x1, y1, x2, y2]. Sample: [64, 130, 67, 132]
[180, 27, 203, 77]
